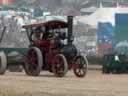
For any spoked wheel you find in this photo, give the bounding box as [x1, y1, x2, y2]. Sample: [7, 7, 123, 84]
[52, 54, 68, 77]
[73, 56, 88, 78]
[24, 47, 43, 76]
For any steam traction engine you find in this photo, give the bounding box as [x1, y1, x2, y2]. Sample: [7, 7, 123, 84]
[23, 16, 88, 77]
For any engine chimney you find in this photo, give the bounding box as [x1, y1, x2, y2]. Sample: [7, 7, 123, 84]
[67, 16, 73, 44]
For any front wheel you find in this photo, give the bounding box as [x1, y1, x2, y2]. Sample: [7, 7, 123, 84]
[24, 47, 43, 76]
[52, 54, 68, 77]
[73, 56, 88, 78]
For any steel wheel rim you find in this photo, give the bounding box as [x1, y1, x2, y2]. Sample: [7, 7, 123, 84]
[74, 56, 87, 77]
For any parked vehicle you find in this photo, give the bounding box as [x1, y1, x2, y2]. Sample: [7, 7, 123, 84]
[102, 14, 128, 74]
[0, 26, 28, 74]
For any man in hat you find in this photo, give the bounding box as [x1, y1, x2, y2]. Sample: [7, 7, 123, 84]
[32, 26, 51, 48]
[32, 27, 43, 42]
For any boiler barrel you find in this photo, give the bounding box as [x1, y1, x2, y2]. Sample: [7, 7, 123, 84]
[61, 44, 77, 60]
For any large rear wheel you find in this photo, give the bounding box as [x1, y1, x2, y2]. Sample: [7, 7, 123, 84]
[73, 56, 88, 78]
[52, 54, 68, 77]
[24, 47, 43, 76]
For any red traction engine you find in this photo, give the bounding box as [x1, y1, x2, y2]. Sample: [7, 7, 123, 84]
[22, 16, 88, 77]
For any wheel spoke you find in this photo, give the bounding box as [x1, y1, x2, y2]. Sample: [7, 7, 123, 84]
[74, 56, 87, 77]
[83, 64, 86, 69]
[79, 69, 85, 75]
[81, 59, 85, 65]
[78, 69, 81, 74]
[78, 58, 81, 64]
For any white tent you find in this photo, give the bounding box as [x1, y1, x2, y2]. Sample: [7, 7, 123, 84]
[77, 8, 128, 27]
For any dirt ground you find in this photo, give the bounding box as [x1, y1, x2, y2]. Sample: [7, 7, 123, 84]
[0, 65, 128, 96]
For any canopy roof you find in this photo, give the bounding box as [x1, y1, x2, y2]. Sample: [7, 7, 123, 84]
[23, 20, 68, 29]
